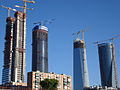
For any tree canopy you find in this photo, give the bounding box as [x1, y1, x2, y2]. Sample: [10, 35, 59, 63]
[40, 79, 59, 90]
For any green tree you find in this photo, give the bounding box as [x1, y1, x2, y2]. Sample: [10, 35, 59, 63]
[40, 79, 59, 90]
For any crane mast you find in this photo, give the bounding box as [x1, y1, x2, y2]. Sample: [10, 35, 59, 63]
[111, 44, 119, 87]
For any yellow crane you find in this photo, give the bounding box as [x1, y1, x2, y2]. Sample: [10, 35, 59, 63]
[14, 0, 35, 14]
[0, 5, 17, 17]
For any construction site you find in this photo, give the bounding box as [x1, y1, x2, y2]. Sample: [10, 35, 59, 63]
[0, 0, 120, 90]
[1, 0, 35, 84]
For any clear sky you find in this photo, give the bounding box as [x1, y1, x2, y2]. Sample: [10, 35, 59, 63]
[0, 0, 120, 86]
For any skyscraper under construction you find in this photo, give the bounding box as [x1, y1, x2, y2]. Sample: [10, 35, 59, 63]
[2, 17, 15, 84]
[2, 11, 26, 83]
[32, 25, 48, 73]
[73, 38, 89, 90]
[98, 43, 119, 88]
[11, 11, 26, 83]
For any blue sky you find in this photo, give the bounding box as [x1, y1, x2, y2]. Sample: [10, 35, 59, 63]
[0, 0, 120, 86]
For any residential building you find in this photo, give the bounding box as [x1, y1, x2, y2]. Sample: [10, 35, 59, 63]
[27, 71, 72, 90]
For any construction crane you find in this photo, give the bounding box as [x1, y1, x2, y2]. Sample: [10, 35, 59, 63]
[111, 42, 119, 88]
[14, 5, 33, 10]
[14, 0, 35, 14]
[72, 31, 81, 39]
[0, 5, 17, 17]
[93, 34, 120, 44]
[72, 29, 88, 40]
[33, 19, 55, 26]
[94, 34, 120, 88]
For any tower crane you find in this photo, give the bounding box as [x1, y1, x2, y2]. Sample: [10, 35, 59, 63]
[14, 0, 35, 14]
[0, 5, 17, 17]
[33, 19, 55, 26]
[94, 34, 120, 88]
[14, 5, 33, 10]
[93, 34, 120, 44]
[72, 29, 88, 40]
[72, 31, 81, 39]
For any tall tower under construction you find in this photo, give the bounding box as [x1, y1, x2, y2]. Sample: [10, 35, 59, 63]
[2, 17, 15, 84]
[11, 11, 26, 82]
[73, 38, 89, 90]
[32, 25, 48, 73]
[98, 43, 119, 87]
[2, 11, 26, 83]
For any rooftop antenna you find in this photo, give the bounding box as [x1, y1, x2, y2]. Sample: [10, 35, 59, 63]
[0, 5, 17, 17]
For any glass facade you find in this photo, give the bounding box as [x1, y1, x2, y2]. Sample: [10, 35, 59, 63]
[2, 17, 14, 84]
[98, 43, 118, 87]
[32, 25, 48, 73]
[73, 38, 89, 90]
